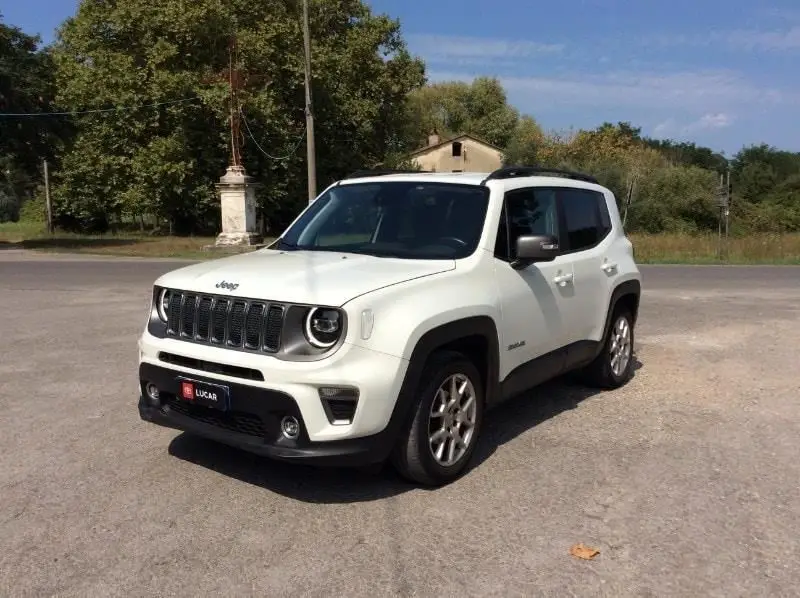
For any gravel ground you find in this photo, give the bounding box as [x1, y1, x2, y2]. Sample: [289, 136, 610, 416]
[1, 250, 799, 597]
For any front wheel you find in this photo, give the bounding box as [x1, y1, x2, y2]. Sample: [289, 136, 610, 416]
[391, 351, 484, 486]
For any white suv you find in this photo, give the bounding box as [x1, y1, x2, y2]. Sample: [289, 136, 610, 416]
[138, 166, 641, 486]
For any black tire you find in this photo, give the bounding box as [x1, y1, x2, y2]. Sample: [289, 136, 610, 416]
[391, 350, 484, 487]
[581, 306, 635, 389]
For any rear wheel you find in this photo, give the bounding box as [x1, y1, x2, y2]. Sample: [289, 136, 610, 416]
[582, 306, 635, 389]
[391, 351, 484, 486]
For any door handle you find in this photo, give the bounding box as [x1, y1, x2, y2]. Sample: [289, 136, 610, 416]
[553, 272, 573, 286]
[601, 261, 618, 273]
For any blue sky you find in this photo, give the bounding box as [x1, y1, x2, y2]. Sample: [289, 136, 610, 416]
[5, 0, 800, 155]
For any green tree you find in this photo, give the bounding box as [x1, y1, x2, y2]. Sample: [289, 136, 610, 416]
[626, 165, 719, 234]
[502, 115, 544, 165]
[0, 16, 66, 220]
[403, 76, 519, 149]
[50, 0, 425, 233]
[642, 138, 728, 173]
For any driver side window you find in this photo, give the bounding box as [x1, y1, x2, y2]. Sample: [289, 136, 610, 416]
[494, 187, 558, 261]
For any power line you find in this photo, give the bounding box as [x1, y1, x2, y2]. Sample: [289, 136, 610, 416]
[0, 96, 200, 117]
[240, 108, 306, 161]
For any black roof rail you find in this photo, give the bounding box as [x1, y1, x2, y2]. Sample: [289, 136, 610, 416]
[480, 165, 598, 185]
[345, 168, 429, 179]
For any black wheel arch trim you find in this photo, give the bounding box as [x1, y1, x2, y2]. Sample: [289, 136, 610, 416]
[384, 315, 501, 449]
[600, 279, 641, 343]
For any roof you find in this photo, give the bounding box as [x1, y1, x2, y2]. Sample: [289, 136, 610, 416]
[339, 171, 491, 187]
[406, 133, 504, 157]
[337, 170, 605, 191]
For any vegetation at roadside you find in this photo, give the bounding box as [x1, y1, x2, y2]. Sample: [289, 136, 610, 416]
[0, 221, 220, 258]
[1, 4, 799, 257]
[629, 233, 800, 265]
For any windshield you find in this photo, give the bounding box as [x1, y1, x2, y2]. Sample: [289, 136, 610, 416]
[277, 181, 490, 260]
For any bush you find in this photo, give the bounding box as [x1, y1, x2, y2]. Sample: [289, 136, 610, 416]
[18, 195, 47, 223]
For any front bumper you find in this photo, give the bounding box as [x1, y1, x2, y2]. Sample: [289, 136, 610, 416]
[138, 363, 397, 467]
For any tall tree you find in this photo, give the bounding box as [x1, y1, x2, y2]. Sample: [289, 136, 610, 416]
[403, 76, 520, 149]
[50, 0, 425, 233]
[0, 16, 65, 220]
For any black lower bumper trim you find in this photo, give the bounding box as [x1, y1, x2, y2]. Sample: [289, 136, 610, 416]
[138, 363, 395, 467]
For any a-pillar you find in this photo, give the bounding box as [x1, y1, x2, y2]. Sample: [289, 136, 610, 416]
[214, 165, 262, 246]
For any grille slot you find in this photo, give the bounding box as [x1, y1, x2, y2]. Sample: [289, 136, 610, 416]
[228, 301, 247, 347]
[181, 294, 198, 337]
[263, 305, 285, 351]
[211, 299, 229, 344]
[244, 303, 265, 349]
[196, 298, 212, 340]
[163, 290, 285, 354]
[167, 292, 182, 334]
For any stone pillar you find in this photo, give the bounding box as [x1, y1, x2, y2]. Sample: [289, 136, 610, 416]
[215, 165, 262, 246]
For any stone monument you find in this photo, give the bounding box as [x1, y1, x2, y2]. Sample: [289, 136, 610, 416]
[214, 164, 262, 247]
[212, 36, 264, 248]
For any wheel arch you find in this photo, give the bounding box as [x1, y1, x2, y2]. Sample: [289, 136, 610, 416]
[382, 315, 501, 453]
[408, 315, 500, 402]
[601, 279, 641, 341]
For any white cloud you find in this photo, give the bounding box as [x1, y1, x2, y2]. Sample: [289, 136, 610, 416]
[653, 113, 733, 137]
[646, 26, 800, 51]
[407, 34, 564, 66]
[723, 27, 800, 50]
[427, 69, 792, 111]
[689, 113, 732, 131]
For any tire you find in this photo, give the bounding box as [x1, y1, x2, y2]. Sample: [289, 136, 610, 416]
[391, 350, 484, 487]
[581, 305, 635, 389]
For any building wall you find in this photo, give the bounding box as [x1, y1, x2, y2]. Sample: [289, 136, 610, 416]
[411, 138, 503, 173]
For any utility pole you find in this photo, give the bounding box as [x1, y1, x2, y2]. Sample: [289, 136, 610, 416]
[725, 165, 731, 256]
[717, 172, 723, 260]
[302, 0, 317, 204]
[622, 175, 635, 228]
[43, 159, 53, 234]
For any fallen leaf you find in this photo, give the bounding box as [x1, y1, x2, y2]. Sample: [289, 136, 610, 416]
[570, 543, 600, 560]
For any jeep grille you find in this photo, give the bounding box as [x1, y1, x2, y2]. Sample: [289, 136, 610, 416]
[165, 290, 285, 353]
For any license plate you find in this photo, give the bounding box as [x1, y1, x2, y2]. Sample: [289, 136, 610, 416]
[176, 377, 230, 411]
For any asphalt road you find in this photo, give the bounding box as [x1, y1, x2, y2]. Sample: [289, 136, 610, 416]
[2, 249, 800, 597]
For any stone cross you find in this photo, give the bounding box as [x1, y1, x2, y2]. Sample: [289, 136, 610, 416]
[214, 36, 262, 247]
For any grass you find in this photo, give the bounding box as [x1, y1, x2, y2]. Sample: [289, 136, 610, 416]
[629, 232, 800, 265]
[0, 221, 267, 260]
[2, 221, 799, 264]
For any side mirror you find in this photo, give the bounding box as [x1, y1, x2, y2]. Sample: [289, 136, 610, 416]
[511, 234, 559, 269]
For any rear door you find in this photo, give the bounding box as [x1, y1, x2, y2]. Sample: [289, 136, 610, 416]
[556, 187, 613, 346]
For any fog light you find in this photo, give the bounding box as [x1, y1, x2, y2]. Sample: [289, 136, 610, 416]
[145, 383, 160, 404]
[281, 416, 300, 440]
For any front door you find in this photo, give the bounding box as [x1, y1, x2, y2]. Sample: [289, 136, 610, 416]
[492, 186, 574, 388]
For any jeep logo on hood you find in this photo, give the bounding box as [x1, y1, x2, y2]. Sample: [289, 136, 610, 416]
[215, 280, 239, 291]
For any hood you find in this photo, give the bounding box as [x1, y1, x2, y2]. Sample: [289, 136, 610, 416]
[154, 248, 455, 306]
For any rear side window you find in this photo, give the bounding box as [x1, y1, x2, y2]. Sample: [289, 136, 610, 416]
[597, 193, 612, 236]
[559, 188, 607, 252]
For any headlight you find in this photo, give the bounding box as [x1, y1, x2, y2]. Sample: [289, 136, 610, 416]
[156, 288, 170, 322]
[303, 307, 342, 348]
